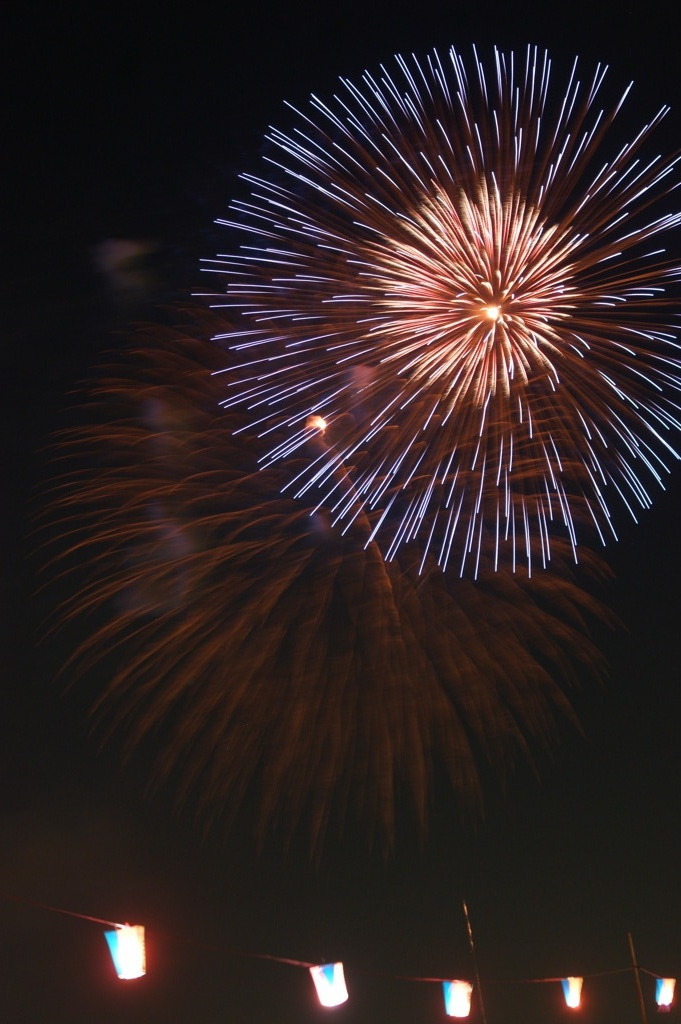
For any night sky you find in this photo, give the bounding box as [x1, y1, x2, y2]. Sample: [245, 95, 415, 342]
[3, 2, 681, 1021]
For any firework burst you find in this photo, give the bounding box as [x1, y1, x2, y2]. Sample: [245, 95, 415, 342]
[45, 320, 608, 851]
[204, 46, 681, 575]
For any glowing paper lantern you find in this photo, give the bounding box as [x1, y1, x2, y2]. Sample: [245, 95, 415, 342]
[309, 962, 348, 1007]
[656, 978, 676, 1011]
[562, 977, 583, 1009]
[104, 924, 146, 980]
[442, 980, 473, 1017]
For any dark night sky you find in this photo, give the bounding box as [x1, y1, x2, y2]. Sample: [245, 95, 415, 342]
[3, 2, 681, 1021]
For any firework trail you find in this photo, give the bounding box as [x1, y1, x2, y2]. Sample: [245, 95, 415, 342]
[46, 319, 608, 850]
[203, 45, 681, 576]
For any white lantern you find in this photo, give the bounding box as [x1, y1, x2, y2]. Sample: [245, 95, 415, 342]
[442, 979, 473, 1017]
[309, 963, 348, 1007]
[656, 978, 676, 1011]
[104, 924, 146, 980]
[562, 977, 583, 1009]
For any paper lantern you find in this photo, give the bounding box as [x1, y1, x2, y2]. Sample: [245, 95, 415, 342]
[104, 924, 146, 980]
[562, 977, 583, 1009]
[309, 963, 348, 1007]
[442, 979, 473, 1017]
[656, 979, 676, 1011]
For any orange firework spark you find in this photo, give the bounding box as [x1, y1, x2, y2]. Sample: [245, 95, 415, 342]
[45, 316, 609, 851]
[203, 46, 681, 576]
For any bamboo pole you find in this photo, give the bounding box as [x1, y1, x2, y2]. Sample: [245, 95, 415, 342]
[627, 932, 649, 1024]
[463, 901, 488, 1024]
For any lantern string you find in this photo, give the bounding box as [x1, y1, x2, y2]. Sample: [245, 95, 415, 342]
[0, 891, 672, 988]
[0, 891, 121, 928]
[389, 966, 644, 986]
[0, 891, 316, 967]
[485, 967, 633, 984]
[156, 929, 316, 969]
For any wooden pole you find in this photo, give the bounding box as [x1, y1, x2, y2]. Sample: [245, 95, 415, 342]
[627, 932, 649, 1024]
[463, 901, 488, 1024]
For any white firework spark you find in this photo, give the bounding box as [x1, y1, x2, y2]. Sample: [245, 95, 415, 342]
[204, 45, 681, 575]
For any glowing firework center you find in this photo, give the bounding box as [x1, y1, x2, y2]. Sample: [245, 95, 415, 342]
[365, 183, 571, 407]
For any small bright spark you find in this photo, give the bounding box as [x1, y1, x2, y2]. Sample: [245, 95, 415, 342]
[306, 414, 328, 432]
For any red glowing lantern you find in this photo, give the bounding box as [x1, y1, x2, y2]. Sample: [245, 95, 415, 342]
[442, 979, 473, 1017]
[656, 979, 675, 1012]
[309, 962, 349, 1007]
[104, 924, 146, 980]
[562, 977, 583, 1009]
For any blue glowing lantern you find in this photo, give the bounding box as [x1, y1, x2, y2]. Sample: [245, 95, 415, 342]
[562, 977, 583, 1009]
[309, 962, 349, 1007]
[656, 979, 675, 1012]
[442, 980, 473, 1017]
[104, 924, 146, 980]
